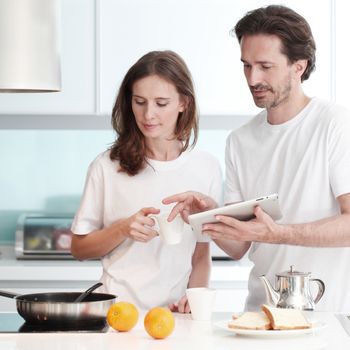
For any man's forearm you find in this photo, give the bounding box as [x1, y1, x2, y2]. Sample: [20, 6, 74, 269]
[280, 213, 350, 247]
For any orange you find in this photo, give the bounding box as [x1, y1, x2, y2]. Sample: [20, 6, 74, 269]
[107, 302, 139, 332]
[144, 307, 175, 339]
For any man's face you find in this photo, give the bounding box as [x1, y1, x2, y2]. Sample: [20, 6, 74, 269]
[240, 34, 295, 109]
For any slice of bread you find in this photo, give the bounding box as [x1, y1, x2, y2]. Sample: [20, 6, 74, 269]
[228, 311, 272, 330]
[261, 304, 312, 330]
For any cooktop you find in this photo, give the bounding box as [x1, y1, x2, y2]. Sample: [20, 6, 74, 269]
[0, 313, 109, 333]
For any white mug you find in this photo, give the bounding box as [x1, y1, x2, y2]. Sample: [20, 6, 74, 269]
[186, 287, 217, 321]
[150, 212, 184, 245]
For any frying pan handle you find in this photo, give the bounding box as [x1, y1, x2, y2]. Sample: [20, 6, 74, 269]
[0, 290, 20, 299]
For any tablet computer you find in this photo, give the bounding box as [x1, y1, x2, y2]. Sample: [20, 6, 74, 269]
[188, 193, 282, 233]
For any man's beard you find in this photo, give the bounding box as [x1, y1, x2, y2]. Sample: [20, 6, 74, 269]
[250, 79, 292, 109]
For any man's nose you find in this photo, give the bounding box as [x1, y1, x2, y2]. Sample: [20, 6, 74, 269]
[246, 67, 262, 86]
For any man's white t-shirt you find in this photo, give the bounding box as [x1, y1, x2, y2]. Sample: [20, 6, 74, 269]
[225, 97, 350, 312]
[71, 149, 222, 310]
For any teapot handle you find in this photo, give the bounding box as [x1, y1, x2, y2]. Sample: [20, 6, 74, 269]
[310, 278, 325, 304]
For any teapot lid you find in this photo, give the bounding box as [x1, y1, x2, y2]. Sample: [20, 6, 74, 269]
[276, 265, 310, 277]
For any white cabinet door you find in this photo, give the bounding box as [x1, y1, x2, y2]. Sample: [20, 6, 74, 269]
[99, 0, 332, 117]
[213, 288, 248, 312]
[0, 0, 96, 115]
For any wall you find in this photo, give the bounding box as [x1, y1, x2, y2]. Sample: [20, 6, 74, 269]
[0, 129, 108, 242]
[0, 127, 244, 243]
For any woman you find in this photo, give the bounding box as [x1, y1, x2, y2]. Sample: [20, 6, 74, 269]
[70, 50, 222, 312]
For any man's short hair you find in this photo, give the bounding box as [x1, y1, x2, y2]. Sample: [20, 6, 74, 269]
[234, 5, 316, 82]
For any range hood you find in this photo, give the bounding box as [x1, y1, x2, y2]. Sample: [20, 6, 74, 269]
[0, 0, 61, 92]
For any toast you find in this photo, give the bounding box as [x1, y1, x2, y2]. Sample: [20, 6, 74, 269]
[261, 304, 312, 330]
[228, 311, 272, 330]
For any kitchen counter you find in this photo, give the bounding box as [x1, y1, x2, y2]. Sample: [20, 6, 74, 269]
[0, 311, 348, 350]
[0, 245, 102, 282]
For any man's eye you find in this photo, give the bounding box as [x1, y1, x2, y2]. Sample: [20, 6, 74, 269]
[157, 103, 167, 107]
[262, 66, 272, 70]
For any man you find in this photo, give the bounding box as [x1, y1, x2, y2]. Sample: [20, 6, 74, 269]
[163, 5, 350, 312]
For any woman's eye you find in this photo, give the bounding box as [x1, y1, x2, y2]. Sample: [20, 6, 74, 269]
[134, 100, 145, 105]
[157, 103, 167, 107]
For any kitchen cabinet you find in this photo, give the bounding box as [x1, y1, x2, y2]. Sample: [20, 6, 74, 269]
[0, 0, 96, 115]
[0, 0, 337, 126]
[98, 0, 332, 117]
[211, 285, 248, 312]
[98, 0, 256, 116]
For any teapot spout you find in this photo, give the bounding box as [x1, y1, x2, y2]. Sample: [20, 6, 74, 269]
[259, 275, 279, 307]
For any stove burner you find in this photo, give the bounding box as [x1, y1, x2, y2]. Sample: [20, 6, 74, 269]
[19, 320, 109, 333]
[0, 313, 109, 333]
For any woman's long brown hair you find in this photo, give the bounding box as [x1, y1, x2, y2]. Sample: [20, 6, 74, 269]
[109, 50, 198, 176]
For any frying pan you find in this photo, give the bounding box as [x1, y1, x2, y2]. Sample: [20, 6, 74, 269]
[0, 288, 116, 325]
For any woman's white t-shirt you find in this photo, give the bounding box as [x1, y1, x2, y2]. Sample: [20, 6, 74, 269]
[71, 149, 222, 310]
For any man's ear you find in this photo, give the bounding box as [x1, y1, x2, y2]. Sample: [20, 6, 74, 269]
[294, 59, 308, 79]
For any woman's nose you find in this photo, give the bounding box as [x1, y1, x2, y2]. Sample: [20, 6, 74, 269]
[144, 104, 156, 120]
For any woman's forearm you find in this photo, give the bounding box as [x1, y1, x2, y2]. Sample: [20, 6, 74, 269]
[188, 242, 211, 287]
[70, 220, 127, 260]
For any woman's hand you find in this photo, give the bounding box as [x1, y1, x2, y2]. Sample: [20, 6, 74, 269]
[118, 207, 160, 242]
[162, 191, 217, 223]
[168, 295, 190, 313]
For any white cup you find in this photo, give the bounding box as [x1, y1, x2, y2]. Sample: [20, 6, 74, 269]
[186, 287, 217, 321]
[150, 213, 184, 245]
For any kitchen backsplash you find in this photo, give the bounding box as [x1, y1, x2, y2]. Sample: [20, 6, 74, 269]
[0, 128, 231, 243]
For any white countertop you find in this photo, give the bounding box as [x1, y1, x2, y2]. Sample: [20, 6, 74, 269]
[0, 311, 348, 350]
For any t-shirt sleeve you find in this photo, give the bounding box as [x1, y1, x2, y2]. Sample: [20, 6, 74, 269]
[328, 110, 350, 198]
[224, 134, 244, 204]
[208, 158, 223, 207]
[195, 154, 223, 243]
[71, 160, 104, 235]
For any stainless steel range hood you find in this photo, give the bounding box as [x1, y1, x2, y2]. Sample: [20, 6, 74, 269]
[0, 0, 61, 92]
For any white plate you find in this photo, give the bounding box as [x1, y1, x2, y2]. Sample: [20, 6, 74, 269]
[214, 319, 327, 338]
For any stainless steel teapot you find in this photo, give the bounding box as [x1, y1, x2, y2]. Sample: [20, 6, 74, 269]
[259, 266, 325, 310]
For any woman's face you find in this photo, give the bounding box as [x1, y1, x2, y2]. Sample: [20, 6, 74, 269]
[131, 75, 185, 141]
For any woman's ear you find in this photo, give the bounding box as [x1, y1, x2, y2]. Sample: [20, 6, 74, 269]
[179, 96, 189, 112]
